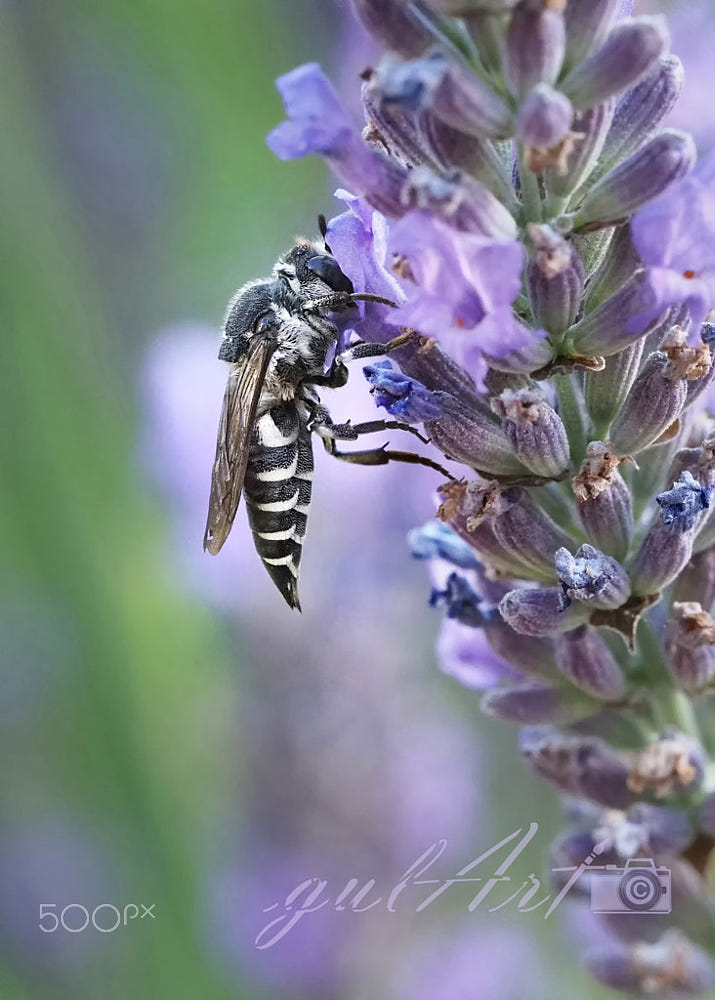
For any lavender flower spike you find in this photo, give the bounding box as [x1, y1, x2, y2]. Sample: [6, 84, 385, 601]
[363, 360, 445, 423]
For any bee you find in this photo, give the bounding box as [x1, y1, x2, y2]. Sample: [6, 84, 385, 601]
[204, 220, 451, 610]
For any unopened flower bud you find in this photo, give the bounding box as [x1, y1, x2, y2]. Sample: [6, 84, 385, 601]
[351, 0, 431, 57]
[555, 543, 631, 610]
[572, 444, 634, 560]
[421, 117, 516, 205]
[378, 50, 513, 140]
[563, 0, 621, 69]
[609, 352, 689, 456]
[399, 166, 517, 239]
[483, 334, 555, 375]
[567, 273, 652, 357]
[555, 625, 627, 700]
[629, 517, 696, 596]
[600, 55, 684, 173]
[544, 100, 615, 199]
[664, 602, 715, 694]
[499, 585, 591, 636]
[585, 224, 641, 313]
[484, 621, 558, 679]
[503, 1, 566, 99]
[427, 394, 528, 475]
[526, 224, 585, 335]
[363, 360, 445, 423]
[561, 16, 669, 111]
[490, 386, 570, 477]
[674, 548, 715, 610]
[574, 130, 696, 232]
[491, 487, 574, 581]
[520, 726, 634, 807]
[361, 70, 431, 170]
[481, 681, 595, 725]
[585, 342, 644, 434]
[656, 471, 714, 534]
[515, 85, 573, 160]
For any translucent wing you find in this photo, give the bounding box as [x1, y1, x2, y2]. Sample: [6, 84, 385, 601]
[203, 336, 276, 554]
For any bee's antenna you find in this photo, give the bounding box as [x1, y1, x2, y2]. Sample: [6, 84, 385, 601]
[317, 213, 333, 254]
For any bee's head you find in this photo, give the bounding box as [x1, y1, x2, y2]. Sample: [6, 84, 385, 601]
[219, 281, 279, 362]
[276, 238, 354, 298]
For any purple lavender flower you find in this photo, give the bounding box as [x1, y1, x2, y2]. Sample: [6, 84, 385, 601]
[630, 150, 715, 340]
[363, 360, 444, 422]
[387, 210, 546, 387]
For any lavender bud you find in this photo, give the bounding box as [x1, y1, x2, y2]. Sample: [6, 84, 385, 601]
[499, 586, 591, 636]
[502, 1, 566, 99]
[584, 341, 644, 436]
[544, 100, 615, 199]
[555, 625, 626, 700]
[600, 55, 684, 173]
[609, 352, 689, 456]
[572, 444, 633, 561]
[627, 730, 706, 798]
[656, 472, 714, 534]
[408, 520, 481, 569]
[674, 548, 715, 610]
[426, 394, 528, 475]
[363, 360, 445, 423]
[439, 481, 551, 579]
[567, 273, 655, 357]
[484, 622, 558, 678]
[482, 334, 555, 375]
[490, 488, 574, 581]
[584, 223, 640, 312]
[574, 130, 696, 232]
[351, 0, 431, 57]
[378, 51, 513, 140]
[562, 0, 621, 69]
[561, 16, 669, 111]
[361, 70, 431, 169]
[430, 572, 499, 627]
[520, 726, 634, 807]
[587, 933, 715, 996]
[555, 543, 631, 610]
[481, 682, 595, 725]
[421, 117, 516, 205]
[629, 517, 696, 596]
[526, 224, 585, 336]
[490, 386, 570, 477]
[664, 602, 715, 694]
[399, 166, 517, 239]
[515, 85, 573, 158]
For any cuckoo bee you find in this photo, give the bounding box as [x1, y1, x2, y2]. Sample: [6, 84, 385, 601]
[204, 221, 451, 610]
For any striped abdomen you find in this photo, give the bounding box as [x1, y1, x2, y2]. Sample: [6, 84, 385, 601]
[244, 403, 313, 610]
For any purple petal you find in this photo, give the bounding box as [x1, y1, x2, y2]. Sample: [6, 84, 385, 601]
[436, 619, 519, 690]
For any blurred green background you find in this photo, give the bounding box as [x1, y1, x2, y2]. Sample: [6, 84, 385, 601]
[1, 2, 707, 998]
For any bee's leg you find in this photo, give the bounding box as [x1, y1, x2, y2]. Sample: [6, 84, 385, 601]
[328, 418, 429, 445]
[303, 357, 349, 389]
[339, 331, 419, 362]
[319, 435, 456, 480]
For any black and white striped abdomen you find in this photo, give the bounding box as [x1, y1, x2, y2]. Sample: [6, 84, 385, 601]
[244, 403, 313, 609]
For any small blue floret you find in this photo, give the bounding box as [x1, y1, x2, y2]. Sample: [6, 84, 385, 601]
[656, 471, 714, 534]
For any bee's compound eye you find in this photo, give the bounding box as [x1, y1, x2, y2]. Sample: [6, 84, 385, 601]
[255, 312, 278, 335]
[306, 254, 354, 294]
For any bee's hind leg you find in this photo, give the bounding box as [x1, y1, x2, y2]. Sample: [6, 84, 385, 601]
[315, 424, 455, 480]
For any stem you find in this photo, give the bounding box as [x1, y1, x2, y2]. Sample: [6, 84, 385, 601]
[518, 147, 542, 224]
[554, 373, 588, 468]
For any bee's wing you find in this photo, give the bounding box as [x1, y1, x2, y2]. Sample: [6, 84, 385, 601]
[203, 336, 276, 554]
